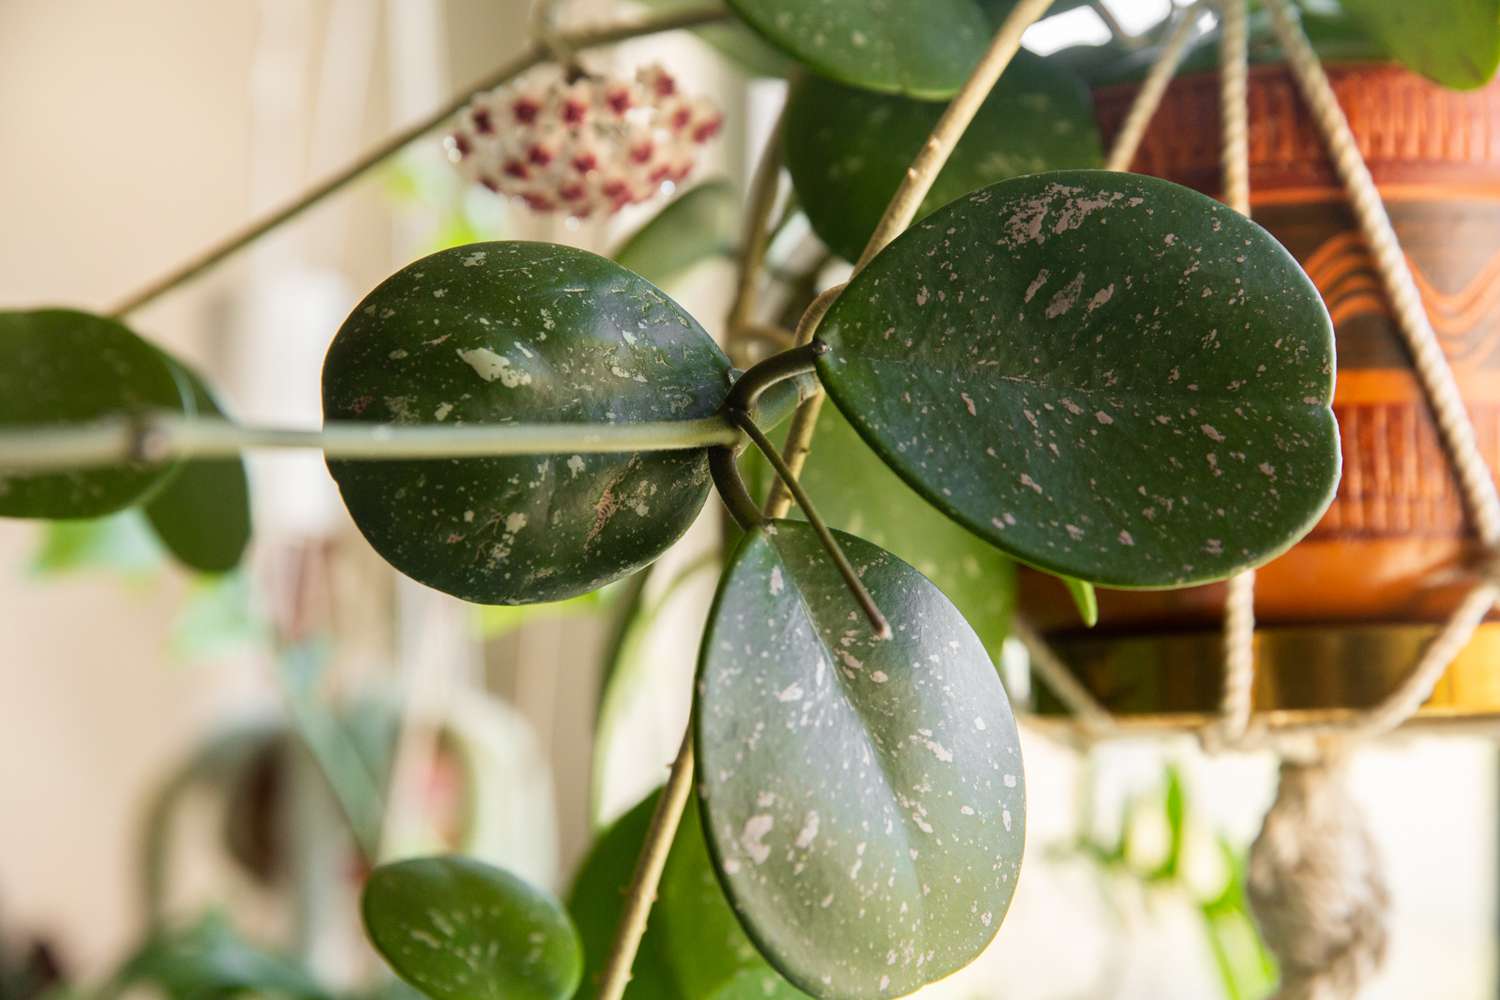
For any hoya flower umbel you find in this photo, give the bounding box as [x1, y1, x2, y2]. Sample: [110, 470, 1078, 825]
[446, 64, 723, 217]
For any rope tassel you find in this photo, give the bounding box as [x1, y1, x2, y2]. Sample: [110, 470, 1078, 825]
[1248, 759, 1390, 1000]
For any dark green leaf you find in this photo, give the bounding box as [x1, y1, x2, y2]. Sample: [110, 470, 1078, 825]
[743, 404, 1016, 662]
[784, 53, 1102, 262]
[362, 855, 582, 1000]
[567, 789, 799, 1000]
[28, 510, 164, 578]
[817, 171, 1340, 587]
[695, 521, 1025, 998]
[1341, 0, 1500, 89]
[0, 309, 190, 518]
[724, 0, 992, 98]
[637, 0, 798, 76]
[322, 242, 732, 605]
[145, 361, 252, 574]
[116, 913, 328, 1000]
[613, 181, 740, 289]
[1059, 574, 1098, 627]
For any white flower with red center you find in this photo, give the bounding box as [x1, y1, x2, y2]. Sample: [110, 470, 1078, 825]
[445, 63, 724, 218]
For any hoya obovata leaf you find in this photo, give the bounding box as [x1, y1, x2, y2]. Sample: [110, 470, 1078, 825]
[724, 0, 992, 99]
[362, 855, 582, 1000]
[144, 361, 252, 574]
[784, 52, 1102, 262]
[816, 171, 1340, 588]
[696, 520, 1025, 999]
[0, 309, 190, 519]
[322, 242, 732, 605]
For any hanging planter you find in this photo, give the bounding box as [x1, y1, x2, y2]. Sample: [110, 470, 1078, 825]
[1023, 36, 1500, 728]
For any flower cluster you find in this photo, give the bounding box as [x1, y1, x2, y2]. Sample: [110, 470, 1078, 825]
[445, 64, 723, 217]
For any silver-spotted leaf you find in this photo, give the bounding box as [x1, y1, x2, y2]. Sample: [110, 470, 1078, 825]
[144, 361, 252, 574]
[724, 0, 992, 98]
[322, 242, 732, 605]
[0, 309, 190, 518]
[362, 855, 582, 1000]
[817, 171, 1340, 588]
[784, 53, 1102, 262]
[696, 521, 1025, 999]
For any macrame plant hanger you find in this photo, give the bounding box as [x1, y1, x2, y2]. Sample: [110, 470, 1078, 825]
[1017, 1, 1500, 995]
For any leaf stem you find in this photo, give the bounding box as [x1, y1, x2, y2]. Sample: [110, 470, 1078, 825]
[596, 725, 696, 1000]
[108, 3, 733, 317]
[709, 446, 765, 531]
[766, 0, 1058, 518]
[726, 340, 828, 414]
[732, 410, 891, 639]
[0, 413, 740, 472]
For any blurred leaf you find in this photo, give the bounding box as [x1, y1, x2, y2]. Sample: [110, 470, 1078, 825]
[114, 913, 329, 1000]
[28, 510, 164, 579]
[1340, 0, 1500, 89]
[169, 572, 266, 662]
[145, 362, 252, 574]
[636, 0, 799, 76]
[612, 181, 739, 289]
[1059, 575, 1099, 628]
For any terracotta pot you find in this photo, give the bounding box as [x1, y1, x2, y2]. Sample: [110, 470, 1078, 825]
[1022, 63, 1500, 723]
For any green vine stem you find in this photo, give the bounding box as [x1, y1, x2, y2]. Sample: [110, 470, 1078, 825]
[765, 0, 1059, 519]
[595, 726, 696, 1000]
[0, 414, 740, 473]
[709, 445, 765, 530]
[107, 3, 732, 317]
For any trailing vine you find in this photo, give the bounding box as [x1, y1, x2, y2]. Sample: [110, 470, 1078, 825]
[18, 0, 1492, 996]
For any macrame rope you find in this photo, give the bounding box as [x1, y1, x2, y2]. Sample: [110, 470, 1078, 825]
[1104, 3, 1207, 172]
[1264, 0, 1500, 547]
[1248, 758, 1390, 1000]
[1212, 0, 1259, 748]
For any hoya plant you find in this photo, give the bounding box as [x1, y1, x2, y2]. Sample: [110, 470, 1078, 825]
[28, 0, 1496, 995]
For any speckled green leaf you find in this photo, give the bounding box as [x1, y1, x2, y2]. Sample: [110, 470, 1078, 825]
[144, 362, 252, 574]
[817, 171, 1340, 588]
[695, 521, 1025, 999]
[784, 54, 1102, 262]
[724, 0, 992, 98]
[568, 790, 801, 1000]
[744, 404, 1015, 662]
[613, 180, 739, 289]
[322, 242, 732, 605]
[363, 855, 582, 1000]
[0, 309, 190, 519]
[1342, 0, 1500, 89]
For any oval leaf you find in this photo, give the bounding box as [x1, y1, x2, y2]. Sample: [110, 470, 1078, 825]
[144, 361, 252, 574]
[637, 0, 798, 77]
[0, 309, 189, 518]
[724, 0, 991, 98]
[1341, 0, 1500, 90]
[743, 404, 1015, 662]
[613, 180, 739, 289]
[784, 52, 1102, 262]
[817, 171, 1340, 588]
[695, 521, 1025, 998]
[363, 855, 582, 1000]
[322, 242, 731, 604]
